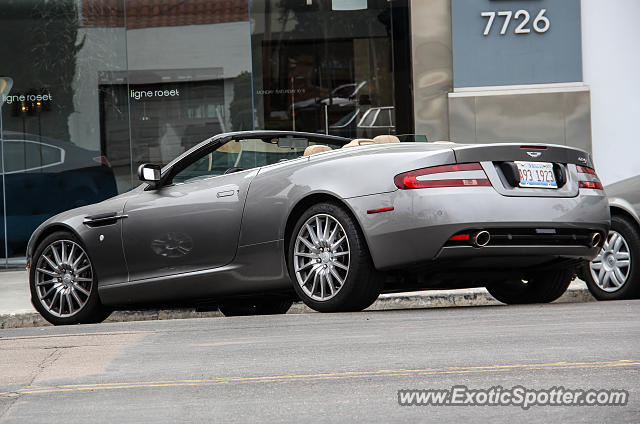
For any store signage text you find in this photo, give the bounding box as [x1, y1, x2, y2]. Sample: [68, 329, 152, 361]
[130, 89, 180, 100]
[481, 9, 550, 36]
[2, 92, 52, 104]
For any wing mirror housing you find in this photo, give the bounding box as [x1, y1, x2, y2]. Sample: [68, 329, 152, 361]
[138, 164, 162, 186]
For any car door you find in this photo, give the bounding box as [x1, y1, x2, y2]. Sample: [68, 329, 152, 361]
[121, 141, 256, 282]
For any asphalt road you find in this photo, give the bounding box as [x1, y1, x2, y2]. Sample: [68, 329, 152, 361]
[1, 300, 639, 423]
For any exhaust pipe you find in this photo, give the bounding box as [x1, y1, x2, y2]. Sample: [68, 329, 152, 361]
[473, 230, 491, 247]
[590, 232, 602, 248]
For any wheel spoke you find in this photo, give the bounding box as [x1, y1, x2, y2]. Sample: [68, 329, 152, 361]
[323, 217, 330, 241]
[330, 267, 344, 285]
[41, 284, 60, 299]
[295, 261, 314, 272]
[61, 241, 67, 264]
[72, 252, 85, 269]
[310, 270, 319, 295]
[36, 279, 56, 286]
[74, 284, 90, 297]
[59, 292, 65, 314]
[75, 264, 91, 274]
[315, 217, 323, 243]
[37, 267, 58, 278]
[616, 260, 630, 268]
[295, 252, 317, 259]
[609, 271, 621, 287]
[590, 262, 602, 270]
[616, 252, 629, 260]
[333, 251, 349, 257]
[602, 271, 611, 288]
[613, 267, 627, 284]
[49, 289, 60, 310]
[612, 235, 624, 253]
[333, 262, 349, 271]
[71, 289, 83, 306]
[298, 236, 317, 252]
[331, 235, 346, 251]
[66, 294, 74, 314]
[42, 254, 58, 271]
[67, 243, 76, 266]
[325, 271, 335, 296]
[51, 244, 62, 267]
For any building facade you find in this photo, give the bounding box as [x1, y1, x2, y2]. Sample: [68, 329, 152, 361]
[0, 0, 638, 267]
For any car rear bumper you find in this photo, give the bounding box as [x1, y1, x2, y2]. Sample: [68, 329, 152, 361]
[345, 187, 610, 270]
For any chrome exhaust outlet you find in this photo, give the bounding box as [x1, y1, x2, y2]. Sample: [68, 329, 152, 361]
[473, 230, 491, 247]
[590, 232, 602, 248]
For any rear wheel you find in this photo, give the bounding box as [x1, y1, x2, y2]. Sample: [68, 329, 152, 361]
[29, 231, 111, 325]
[218, 299, 293, 317]
[584, 215, 640, 300]
[287, 202, 382, 312]
[486, 269, 573, 304]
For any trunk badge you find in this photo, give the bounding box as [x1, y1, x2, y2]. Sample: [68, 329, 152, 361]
[526, 151, 542, 158]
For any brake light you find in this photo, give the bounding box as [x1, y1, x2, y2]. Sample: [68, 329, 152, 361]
[576, 165, 603, 190]
[394, 163, 491, 189]
[93, 156, 111, 167]
[579, 181, 603, 190]
[576, 165, 596, 175]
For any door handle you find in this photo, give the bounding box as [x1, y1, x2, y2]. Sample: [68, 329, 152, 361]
[216, 190, 236, 198]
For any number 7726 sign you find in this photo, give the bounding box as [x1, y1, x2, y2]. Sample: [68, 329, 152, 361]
[481, 9, 550, 36]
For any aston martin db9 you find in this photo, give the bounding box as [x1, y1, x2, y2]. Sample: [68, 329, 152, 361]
[26, 131, 610, 325]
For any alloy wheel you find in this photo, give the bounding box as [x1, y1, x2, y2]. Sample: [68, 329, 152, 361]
[293, 214, 350, 301]
[589, 230, 631, 292]
[34, 240, 94, 317]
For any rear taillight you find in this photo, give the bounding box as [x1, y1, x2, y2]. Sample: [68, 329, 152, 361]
[394, 163, 492, 189]
[93, 156, 111, 167]
[576, 165, 603, 190]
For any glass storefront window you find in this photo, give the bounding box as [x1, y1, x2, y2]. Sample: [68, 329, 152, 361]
[250, 0, 397, 139]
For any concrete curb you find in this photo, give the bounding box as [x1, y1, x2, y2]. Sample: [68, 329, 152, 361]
[0, 286, 594, 329]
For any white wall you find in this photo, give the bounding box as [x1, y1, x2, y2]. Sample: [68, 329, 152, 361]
[581, 0, 640, 185]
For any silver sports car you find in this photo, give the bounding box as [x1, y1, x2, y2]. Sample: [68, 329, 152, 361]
[26, 131, 610, 325]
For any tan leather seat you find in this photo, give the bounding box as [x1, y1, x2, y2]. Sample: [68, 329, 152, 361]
[341, 138, 375, 149]
[303, 145, 332, 156]
[372, 135, 400, 144]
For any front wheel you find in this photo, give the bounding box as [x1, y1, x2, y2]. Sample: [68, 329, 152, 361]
[29, 231, 111, 325]
[287, 202, 382, 313]
[486, 269, 573, 305]
[584, 215, 640, 300]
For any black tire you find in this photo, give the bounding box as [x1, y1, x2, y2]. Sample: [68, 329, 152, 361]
[218, 299, 293, 317]
[287, 202, 382, 312]
[29, 231, 112, 325]
[486, 269, 573, 304]
[583, 214, 640, 300]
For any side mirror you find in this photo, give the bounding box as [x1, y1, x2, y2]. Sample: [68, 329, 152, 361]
[138, 164, 161, 183]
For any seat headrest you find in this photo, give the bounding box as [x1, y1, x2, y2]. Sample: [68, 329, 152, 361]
[303, 145, 332, 156]
[341, 138, 375, 149]
[372, 135, 400, 144]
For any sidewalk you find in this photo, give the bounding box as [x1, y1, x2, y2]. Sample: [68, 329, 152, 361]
[0, 270, 595, 329]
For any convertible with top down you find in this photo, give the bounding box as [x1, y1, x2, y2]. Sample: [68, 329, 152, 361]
[26, 131, 610, 325]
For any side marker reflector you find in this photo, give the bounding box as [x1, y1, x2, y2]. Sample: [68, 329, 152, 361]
[367, 206, 394, 214]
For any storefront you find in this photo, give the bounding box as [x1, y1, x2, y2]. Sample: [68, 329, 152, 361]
[1, 0, 638, 267]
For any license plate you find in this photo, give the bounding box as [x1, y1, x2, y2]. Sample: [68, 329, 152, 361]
[515, 161, 557, 189]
